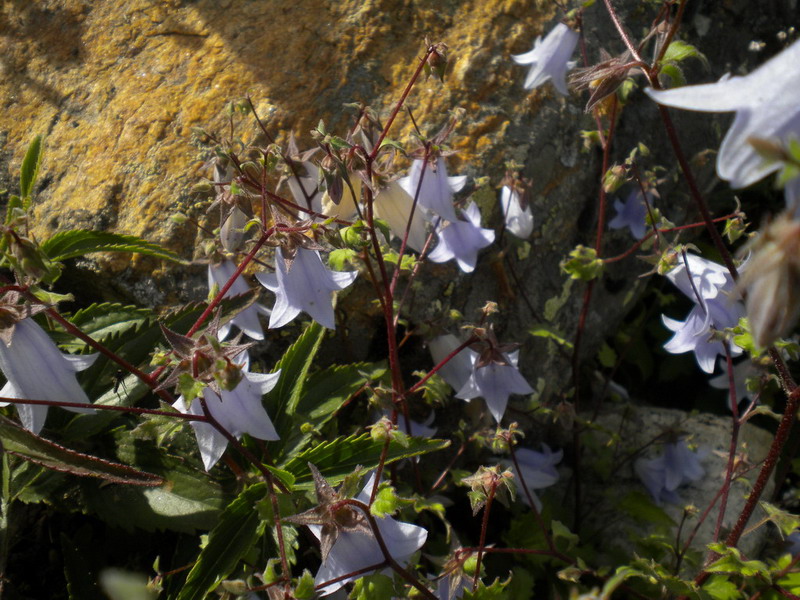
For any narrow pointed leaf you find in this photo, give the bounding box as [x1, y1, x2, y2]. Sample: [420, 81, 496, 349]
[280, 432, 449, 489]
[178, 483, 267, 600]
[41, 230, 185, 264]
[0, 415, 162, 485]
[19, 135, 43, 201]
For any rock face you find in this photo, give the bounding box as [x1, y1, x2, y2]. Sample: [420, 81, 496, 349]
[0, 1, 790, 385]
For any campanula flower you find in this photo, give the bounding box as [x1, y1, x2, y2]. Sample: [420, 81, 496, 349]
[608, 189, 654, 240]
[256, 247, 357, 330]
[635, 439, 705, 505]
[662, 298, 744, 374]
[645, 39, 800, 189]
[500, 185, 534, 239]
[374, 180, 429, 253]
[512, 22, 579, 95]
[664, 252, 734, 306]
[505, 445, 563, 510]
[311, 472, 427, 596]
[400, 157, 467, 223]
[173, 352, 280, 470]
[286, 160, 323, 214]
[0, 317, 97, 435]
[428, 334, 479, 393]
[208, 260, 271, 341]
[456, 349, 533, 423]
[428, 202, 495, 273]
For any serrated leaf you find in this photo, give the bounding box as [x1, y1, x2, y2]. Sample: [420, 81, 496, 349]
[266, 320, 326, 438]
[280, 433, 449, 489]
[662, 40, 709, 69]
[0, 415, 162, 486]
[41, 230, 184, 264]
[275, 362, 387, 461]
[59, 303, 155, 352]
[701, 575, 740, 600]
[178, 483, 267, 600]
[760, 501, 800, 536]
[19, 135, 43, 201]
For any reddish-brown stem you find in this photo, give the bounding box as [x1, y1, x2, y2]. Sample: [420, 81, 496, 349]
[369, 46, 436, 162]
[0, 396, 207, 421]
[472, 483, 496, 591]
[406, 336, 478, 396]
[712, 344, 741, 547]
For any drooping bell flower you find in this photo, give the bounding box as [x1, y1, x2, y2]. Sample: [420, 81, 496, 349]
[287, 466, 427, 596]
[512, 22, 579, 95]
[500, 185, 534, 239]
[257, 246, 357, 330]
[505, 445, 562, 510]
[173, 351, 280, 470]
[454, 328, 533, 423]
[608, 189, 656, 240]
[374, 180, 429, 253]
[635, 439, 705, 505]
[0, 314, 97, 435]
[399, 157, 467, 223]
[428, 202, 495, 273]
[645, 39, 800, 189]
[208, 260, 271, 341]
[428, 334, 478, 392]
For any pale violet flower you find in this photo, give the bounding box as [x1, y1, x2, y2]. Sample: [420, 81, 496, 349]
[456, 350, 533, 423]
[512, 22, 579, 95]
[645, 39, 800, 189]
[256, 247, 357, 330]
[665, 253, 734, 306]
[312, 472, 427, 596]
[428, 334, 478, 392]
[661, 253, 744, 373]
[287, 160, 323, 214]
[662, 298, 744, 374]
[428, 202, 495, 273]
[0, 318, 97, 435]
[374, 180, 429, 253]
[500, 185, 534, 239]
[635, 439, 705, 505]
[505, 445, 562, 510]
[173, 353, 280, 470]
[608, 189, 654, 240]
[400, 157, 467, 223]
[208, 260, 271, 341]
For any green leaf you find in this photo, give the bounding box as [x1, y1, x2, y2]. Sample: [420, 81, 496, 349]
[178, 483, 267, 600]
[280, 433, 449, 489]
[760, 501, 800, 537]
[0, 415, 162, 486]
[529, 325, 574, 349]
[350, 573, 396, 599]
[62, 533, 104, 600]
[561, 245, 604, 281]
[701, 575, 741, 600]
[19, 135, 43, 202]
[328, 248, 359, 270]
[59, 303, 154, 352]
[294, 570, 316, 599]
[601, 565, 643, 599]
[706, 545, 770, 579]
[662, 40, 709, 69]
[266, 320, 326, 438]
[275, 362, 387, 461]
[40, 230, 184, 263]
[660, 63, 686, 87]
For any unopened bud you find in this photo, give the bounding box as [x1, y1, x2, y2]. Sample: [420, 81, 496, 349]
[602, 164, 627, 194]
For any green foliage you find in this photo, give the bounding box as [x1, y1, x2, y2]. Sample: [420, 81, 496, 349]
[349, 573, 396, 599]
[178, 484, 267, 600]
[560, 245, 604, 282]
[40, 230, 184, 264]
[0, 415, 162, 486]
[19, 135, 43, 205]
[280, 432, 449, 489]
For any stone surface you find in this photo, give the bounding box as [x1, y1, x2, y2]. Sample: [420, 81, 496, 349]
[0, 0, 791, 390]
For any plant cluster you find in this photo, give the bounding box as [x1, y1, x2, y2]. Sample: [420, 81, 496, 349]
[2, 1, 800, 599]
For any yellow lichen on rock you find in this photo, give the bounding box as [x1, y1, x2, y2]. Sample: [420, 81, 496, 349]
[0, 0, 556, 278]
